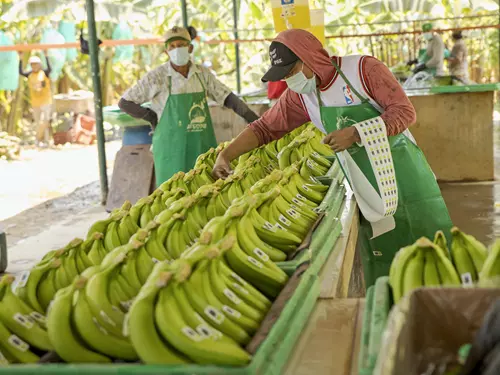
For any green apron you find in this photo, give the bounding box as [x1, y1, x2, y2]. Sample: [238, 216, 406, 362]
[152, 72, 217, 186]
[418, 47, 450, 76]
[318, 60, 453, 287]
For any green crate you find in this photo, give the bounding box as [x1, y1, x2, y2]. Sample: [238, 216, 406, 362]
[103, 105, 151, 128]
[0, 267, 320, 375]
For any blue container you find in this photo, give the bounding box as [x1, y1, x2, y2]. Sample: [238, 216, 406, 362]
[122, 125, 153, 146]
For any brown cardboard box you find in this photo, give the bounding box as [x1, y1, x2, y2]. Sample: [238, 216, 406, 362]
[374, 288, 500, 375]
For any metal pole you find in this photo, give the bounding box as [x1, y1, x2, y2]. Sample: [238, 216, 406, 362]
[86, 0, 108, 205]
[181, 0, 188, 28]
[232, 0, 242, 93]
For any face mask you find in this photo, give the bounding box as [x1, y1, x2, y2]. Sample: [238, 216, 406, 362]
[423, 32, 433, 40]
[285, 63, 316, 94]
[169, 46, 190, 66]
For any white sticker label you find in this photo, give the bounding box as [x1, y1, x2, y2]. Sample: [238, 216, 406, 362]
[247, 256, 264, 269]
[296, 194, 307, 201]
[263, 221, 277, 232]
[223, 288, 241, 305]
[152, 257, 160, 264]
[279, 215, 292, 227]
[301, 185, 310, 192]
[275, 223, 288, 232]
[16, 271, 30, 289]
[204, 306, 225, 325]
[461, 273, 473, 286]
[8, 335, 29, 352]
[14, 313, 33, 329]
[196, 324, 212, 338]
[222, 305, 241, 318]
[182, 326, 202, 341]
[120, 299, 134, 311]
[230, 272, 245, 285]
[30, 312, 46, 324]
[232, 283, 249, 295]
[313, 207, 323, 214]
[253, 248, 270, 262]
[291, 198, 304, 206]
[286, 209, 300, 220]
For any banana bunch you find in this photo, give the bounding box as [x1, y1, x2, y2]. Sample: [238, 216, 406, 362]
[0, 275, 52, 364]
[450, 226, 488, 284]
[46, 265, 138, 363]
[16, 237, 98, 314]
[389, 237, 461, 303]
[127, 236, 277, 365]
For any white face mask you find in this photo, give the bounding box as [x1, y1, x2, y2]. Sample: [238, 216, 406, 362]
[285, 63, 316, 94]
[423, 32, 433, 41]
[169, 46, 190, 66]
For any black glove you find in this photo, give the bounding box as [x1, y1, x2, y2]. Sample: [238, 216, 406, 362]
[143, 109, 158, 129]
[406, 59, 418, 66]
[413, 63, 426, 74]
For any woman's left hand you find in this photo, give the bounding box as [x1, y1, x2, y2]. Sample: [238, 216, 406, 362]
[322, 127, 360, 152]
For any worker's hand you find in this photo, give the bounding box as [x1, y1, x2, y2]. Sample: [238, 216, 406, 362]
[212, 153, 233, 180]
[322, 127, 360, 153]
[413, 63, 426, 74]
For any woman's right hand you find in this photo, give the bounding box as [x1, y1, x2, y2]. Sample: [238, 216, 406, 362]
[212, 153, 233, 180]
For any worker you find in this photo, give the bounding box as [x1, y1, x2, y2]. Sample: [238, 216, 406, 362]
[267, 81, 288, 106]
[119, 26, 259, 186]
[447, 30, 470, 83]
[212, 29, 453, 287]
[19, 52, 53, 147]
[409, 23, 445, 76]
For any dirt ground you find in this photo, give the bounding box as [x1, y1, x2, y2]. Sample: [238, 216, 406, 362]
[0, 141, 120, 247]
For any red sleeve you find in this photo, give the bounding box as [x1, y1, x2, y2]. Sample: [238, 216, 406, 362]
[362, 57, 416, 136]
[267, 81, 288, 99]
[248, 88, 310, 145]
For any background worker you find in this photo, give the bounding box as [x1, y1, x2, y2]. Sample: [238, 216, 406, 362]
[119, 26, 259, 186]
[19, 52, 53, 147]
[213, 29, 453, 287]
[447, 30, 470, 83]
[408, 23, 446, 76]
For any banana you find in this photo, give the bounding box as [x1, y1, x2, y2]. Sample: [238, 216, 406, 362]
[423, 251, 441, 286]
[126, 269, 189, 365]
[16, 258, 61, 314]
[0, 281, 52, 352]
[451, 227, 487, 274]
[139, 204, 154, 228]
[388, 243, 420, 303]
[136, 244, 155, 285]
[401, 249, 424, 297]
[165, 216, 187, 259]
[75, 245, 93, 273]
[73, 285, 138, 360]
[120, 251, 143, 292]
[129, 196, 154, 225]
[150, 195, 165, 217]
[0, 318, 39, 363]
[237, 213, 287, 262]
[104, 221, 121, 251]
[198, 215, 233, 246]
[47, 284, 111, 363]
[117, 218, 133, 245]
[155, 283, 251, 365]
[144, 223, 172, 262]
[450, 229, 479, 284]
[86, 217, 113, 239]
[87, 232, 106, 265]
[36, 267, 57, 313]
[480, 239, 500, 281]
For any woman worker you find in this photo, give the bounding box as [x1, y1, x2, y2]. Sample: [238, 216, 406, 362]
[212, 29, 453, 287]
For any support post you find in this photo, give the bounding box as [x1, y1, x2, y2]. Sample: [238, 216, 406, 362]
[86, 0, 109, 205]
[181, 0, 188, 28]
[232, 0, 242, 93]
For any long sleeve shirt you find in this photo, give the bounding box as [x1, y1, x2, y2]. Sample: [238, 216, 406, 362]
[425, 34, 445, 76]
[249, 56, 417, 145]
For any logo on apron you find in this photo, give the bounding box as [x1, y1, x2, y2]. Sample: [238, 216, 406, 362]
[187, 100, 208, 132]
[343, 85, 354, 105]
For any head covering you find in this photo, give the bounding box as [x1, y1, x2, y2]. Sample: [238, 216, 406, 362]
[452, 30, 463, 39]
[422, 23, 433, 32]
[262, 29, 335, 89]
[29, 56, 42, 64]
[164, 26, 191, 45]
[261, 41, 299, 82]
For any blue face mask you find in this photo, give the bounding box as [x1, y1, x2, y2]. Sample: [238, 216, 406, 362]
[285, 63, 316, 94]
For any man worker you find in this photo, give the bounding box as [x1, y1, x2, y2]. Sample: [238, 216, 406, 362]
[118, 26, 259, 186]
[447, 30, 470, 83]
[19, 52, 53, 146]
[408, 23, 446, 76]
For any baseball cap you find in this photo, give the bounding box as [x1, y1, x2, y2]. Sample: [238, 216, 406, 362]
[164, 26, 191, 45]
[261, 41, 299, 82]
[28, 56, 42, 64]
